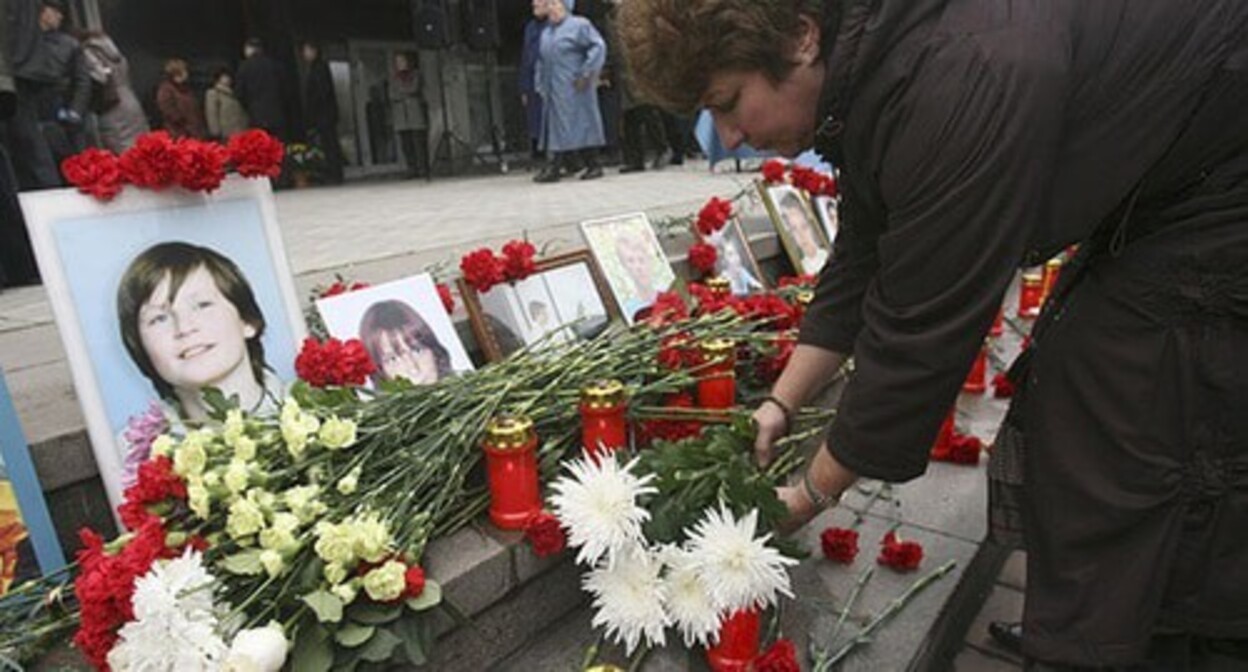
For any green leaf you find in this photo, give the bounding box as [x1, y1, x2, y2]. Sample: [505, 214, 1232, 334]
[348, 601, 402, 625]
[403, 579, 442, 612]
[298, 557, 326, 593]
[394, 613, 429, 665]
[291, 623, 334, 672]
[334, 622, 376, 648]
[219, 550, 264, 576]
[302, 590, 345, 624]
[358, 627, 402, 663]
[200, 386, 236, 420]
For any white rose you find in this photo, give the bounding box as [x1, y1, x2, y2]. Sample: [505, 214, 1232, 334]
[225, 624, 288, 672]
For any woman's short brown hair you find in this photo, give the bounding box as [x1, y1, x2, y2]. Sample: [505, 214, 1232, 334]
[617, 0, 824, 114]
[163, 58, 189, 80]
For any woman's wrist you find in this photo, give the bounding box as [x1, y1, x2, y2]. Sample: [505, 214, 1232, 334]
[762, 394, 795, 428]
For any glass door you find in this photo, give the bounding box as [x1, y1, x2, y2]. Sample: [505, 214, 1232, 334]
[345, 40, 418, 177]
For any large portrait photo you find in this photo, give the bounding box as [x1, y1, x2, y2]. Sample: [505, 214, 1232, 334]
[20, 177, 305, 511]
[460, 251, 619, 362]
[316, 274, 474, 386]
[580, 213, 678, 325]
[760, 183, 831, 276]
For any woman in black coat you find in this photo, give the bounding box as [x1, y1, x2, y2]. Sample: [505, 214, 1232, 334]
[621, 1, 1248, 669]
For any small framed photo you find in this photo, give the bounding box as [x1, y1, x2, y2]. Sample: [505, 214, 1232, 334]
[812, 195, 840, 248]
[693, 218, 767, 296]
[21, 176, 306, 512]
[316, 274, 475, 386]
[459, 251, 620, 362]
[580, 212, 678, 325]
[759, 182, 831, 275]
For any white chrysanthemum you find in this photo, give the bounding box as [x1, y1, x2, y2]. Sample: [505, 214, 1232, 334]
[108, 550, 228, 671]
[685, 505, 798, 613]
[584, 546, 670, 655]
[550, 454, 657, 567]
[659, 546, 723, 648]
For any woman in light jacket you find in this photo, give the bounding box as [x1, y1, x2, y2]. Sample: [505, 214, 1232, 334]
[204, 68, 249, 140]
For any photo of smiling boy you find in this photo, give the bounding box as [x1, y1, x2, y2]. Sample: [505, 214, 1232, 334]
[116, 242, 284, 424]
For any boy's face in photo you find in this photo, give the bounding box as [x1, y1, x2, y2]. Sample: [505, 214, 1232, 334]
[137, 266, 256, 392]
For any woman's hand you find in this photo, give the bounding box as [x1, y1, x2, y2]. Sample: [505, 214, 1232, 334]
[775, 484, 821, 534]
[752, 399, 790, 467]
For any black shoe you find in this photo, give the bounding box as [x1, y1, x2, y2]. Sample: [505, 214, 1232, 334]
[987, 621, 1023, 654]
[579, 166, 604, 180]
[533, 167, 561, 183]
[619, 164, 645, 174]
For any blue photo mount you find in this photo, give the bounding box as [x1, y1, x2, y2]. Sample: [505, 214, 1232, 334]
[0, 370, 66, 576]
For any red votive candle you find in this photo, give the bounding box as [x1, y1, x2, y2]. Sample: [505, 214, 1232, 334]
[706, 275, 732, 298]
[706, 608, 761, 671]
[962, 344, 988, 395]
[1017, 271, 1043, 318]
[580, 379, 629, 461]
[1039, 258, 1062, 309]
[481, 415, 542, 530]
[697, 338, 737, 410]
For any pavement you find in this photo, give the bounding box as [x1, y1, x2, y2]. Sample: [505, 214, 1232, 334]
[2, 159, 1031, 670]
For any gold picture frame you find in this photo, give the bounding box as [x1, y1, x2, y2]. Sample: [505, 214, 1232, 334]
[758, 181, 831, 276]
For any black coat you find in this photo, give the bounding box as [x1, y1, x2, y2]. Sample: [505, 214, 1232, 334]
[301, 58, 337, 131]
[235, 53, 286, 139]
[802, 1, 1248, 663]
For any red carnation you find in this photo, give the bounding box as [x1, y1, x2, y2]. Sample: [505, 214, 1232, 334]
[61, 148, 124, 201]
[227, 129, 284, 178]
[777, 274, 816, 289]
[437, 282, 456, 314]
[734, 293, 799, 331]
[460, 247, 507, 294]
[820, 527, 860, 565]
[119, 131, 179, 189]
[524, 511, 567, 558]
[758, 337, 796, 383]
[992, 372, 1015, 398]
[761, 159, 788, 184]
[501, 240, 538, 282]
[688, 242, 718, 276]
[173, 138, 229, 193]
[295, 337, 376, 387]
[820, 174, 839, 198]
[689, 282, 737, 316]
[404, 565, 426, 598]
[754, 638, 800, 672]
[946, 431, 983, 465]
[117, 456, 187, 531]
[877, 531, 923, 572]
[320, 280, 370, 299]
[695, 196, 734, 236]
[657, 333, 700, 371]
[642, 291, 689, 327]
[789, 165, 823, 194]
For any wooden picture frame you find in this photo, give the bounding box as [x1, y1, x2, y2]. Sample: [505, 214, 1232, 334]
[580, 212, 679, 325]
[690, 217, 768, 296]
[458, 251, 621, 362]
[758, 181, 831, 276]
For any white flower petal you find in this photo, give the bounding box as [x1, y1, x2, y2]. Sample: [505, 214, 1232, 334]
[583, 546, 670, 655]
[684, 504, 798, 613]
[550, 454, 657, 567]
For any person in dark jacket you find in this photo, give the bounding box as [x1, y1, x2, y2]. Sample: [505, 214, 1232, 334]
[235, 38, 287, 141]
[299, 41, 343, 184]
[0, 0, 41, 287]
[621, 1, 1248, 669]
[155, 58, 205, 139]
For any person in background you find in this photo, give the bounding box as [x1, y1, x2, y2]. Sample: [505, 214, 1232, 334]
[299, 41, 343, 184]
[532, 0, 607, 183]
[155, 58, 205, 139]
[234, 38, 286, 141]
[390, 52, 428, 180]
[0, 0, 41, 288]
[14, 0, 88, 172]
[79, 30, 148, 152]
[204, 68, 248, 141]
[517, 16, 546, 163]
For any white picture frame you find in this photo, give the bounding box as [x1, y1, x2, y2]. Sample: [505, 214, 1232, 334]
[580, 212, 678, 325]
[315, 274, 474, 386]
[20, 176, 306, 513]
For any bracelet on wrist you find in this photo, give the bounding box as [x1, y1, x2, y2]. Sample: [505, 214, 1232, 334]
[763, 395, 796, 428]
[802, 468, 840, 510]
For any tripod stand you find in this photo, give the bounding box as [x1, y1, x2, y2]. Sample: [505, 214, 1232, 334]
[430, 48, 502, 176]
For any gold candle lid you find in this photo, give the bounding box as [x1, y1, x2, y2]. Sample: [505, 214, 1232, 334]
[705, 276, 731, 293]
[795, 289, 815, 307]
[1022, 271, 1043, 285]
[582, 379, 627, 408]
[484, 415, 536, 451]
[701, 338, 736, 355]
[1045, 258, 1063, 270]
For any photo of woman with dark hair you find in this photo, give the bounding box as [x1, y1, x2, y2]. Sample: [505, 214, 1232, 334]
[117, 241, 283, 423]
[358, 300, 452, 385]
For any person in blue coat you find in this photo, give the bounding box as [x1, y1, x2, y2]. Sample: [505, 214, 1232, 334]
[532, 0, 607, 183]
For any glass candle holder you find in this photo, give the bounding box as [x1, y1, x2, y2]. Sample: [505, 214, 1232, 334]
[697, 338, 736, 410]
[481, 415, 542, 530]
[705, 608, 761, 671]
[580, 379, 628, 461]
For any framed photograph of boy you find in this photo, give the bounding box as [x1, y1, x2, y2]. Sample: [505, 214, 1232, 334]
[20, 176, 306, 512]
[759, 182, 831, 276]
[316, 273, 474, 386]
[580, 212, 678, 325]
[812, 194, 840, 249]
[459, 251, 619, 362]
[694, 218, 767, 296]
